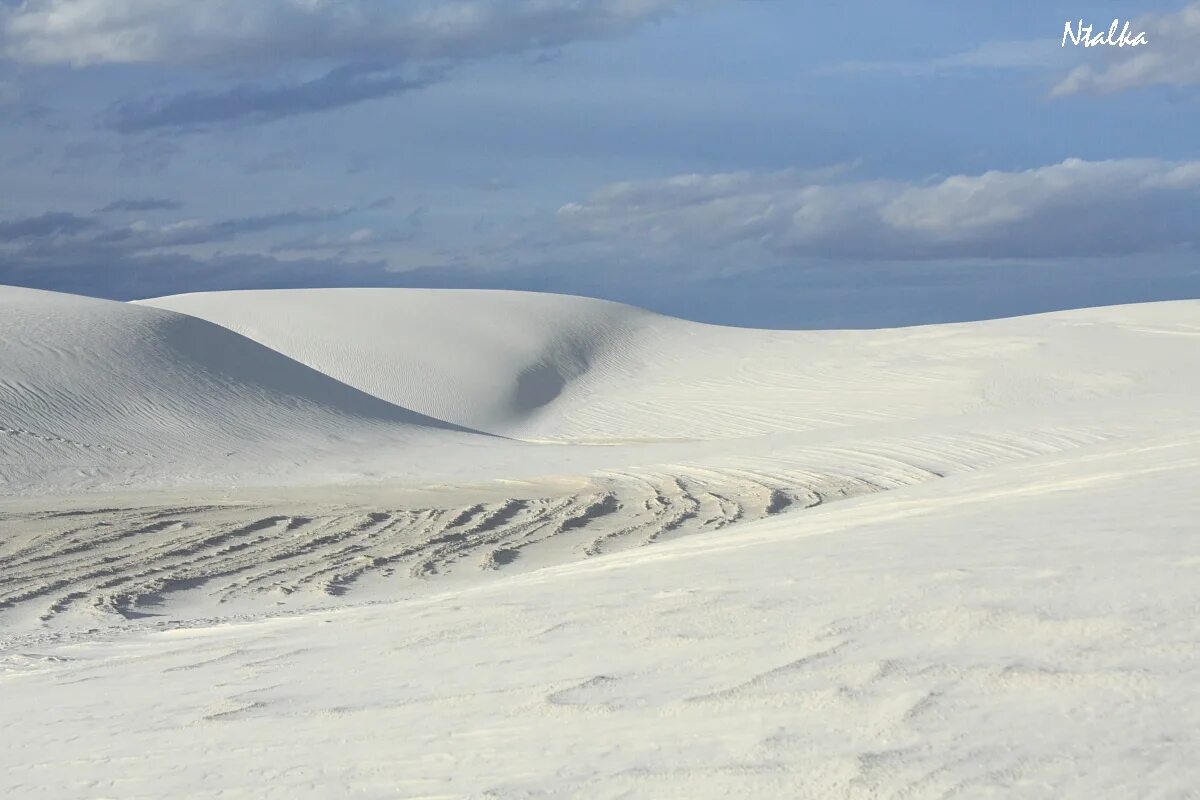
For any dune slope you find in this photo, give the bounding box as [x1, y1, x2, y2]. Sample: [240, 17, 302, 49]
[0, 286, 483, 494]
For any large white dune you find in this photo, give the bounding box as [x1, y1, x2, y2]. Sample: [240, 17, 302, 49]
[143, 288, 664, 437]
[0, 286, 492, 494]
[3, 285, 1200, 798]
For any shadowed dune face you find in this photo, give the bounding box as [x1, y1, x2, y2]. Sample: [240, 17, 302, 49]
[512, 336, 594, 415]
[514, 361, 569, 413]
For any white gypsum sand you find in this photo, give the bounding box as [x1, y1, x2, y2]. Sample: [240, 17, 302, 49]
[1, 285, 1198, 798]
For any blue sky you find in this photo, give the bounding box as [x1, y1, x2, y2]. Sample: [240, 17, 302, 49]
[2, 0, 1198, 326]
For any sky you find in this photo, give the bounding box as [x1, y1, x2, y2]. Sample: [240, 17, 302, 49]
[1, 0, 1199, 327]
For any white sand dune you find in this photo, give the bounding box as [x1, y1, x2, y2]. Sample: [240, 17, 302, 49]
[144, 288, 1199, 443]
[143, 288, 663, 437]
[2, 285, 1199, 798]
[0, 286, 490, 494]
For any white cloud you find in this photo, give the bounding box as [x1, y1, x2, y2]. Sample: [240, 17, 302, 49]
[555, 158, 1200, 261]
[1051, 3, 1200, 96]
[1, 0, 696, 66]
[826, 39, 1066, 78]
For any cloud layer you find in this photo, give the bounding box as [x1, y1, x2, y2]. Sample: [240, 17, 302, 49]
[2, 0, 700, 127]
[555, 158, 1200, 262]
[1, 0, 695, 66]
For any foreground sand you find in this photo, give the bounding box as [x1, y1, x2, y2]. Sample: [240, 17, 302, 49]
[2, 286, 1199, 797]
